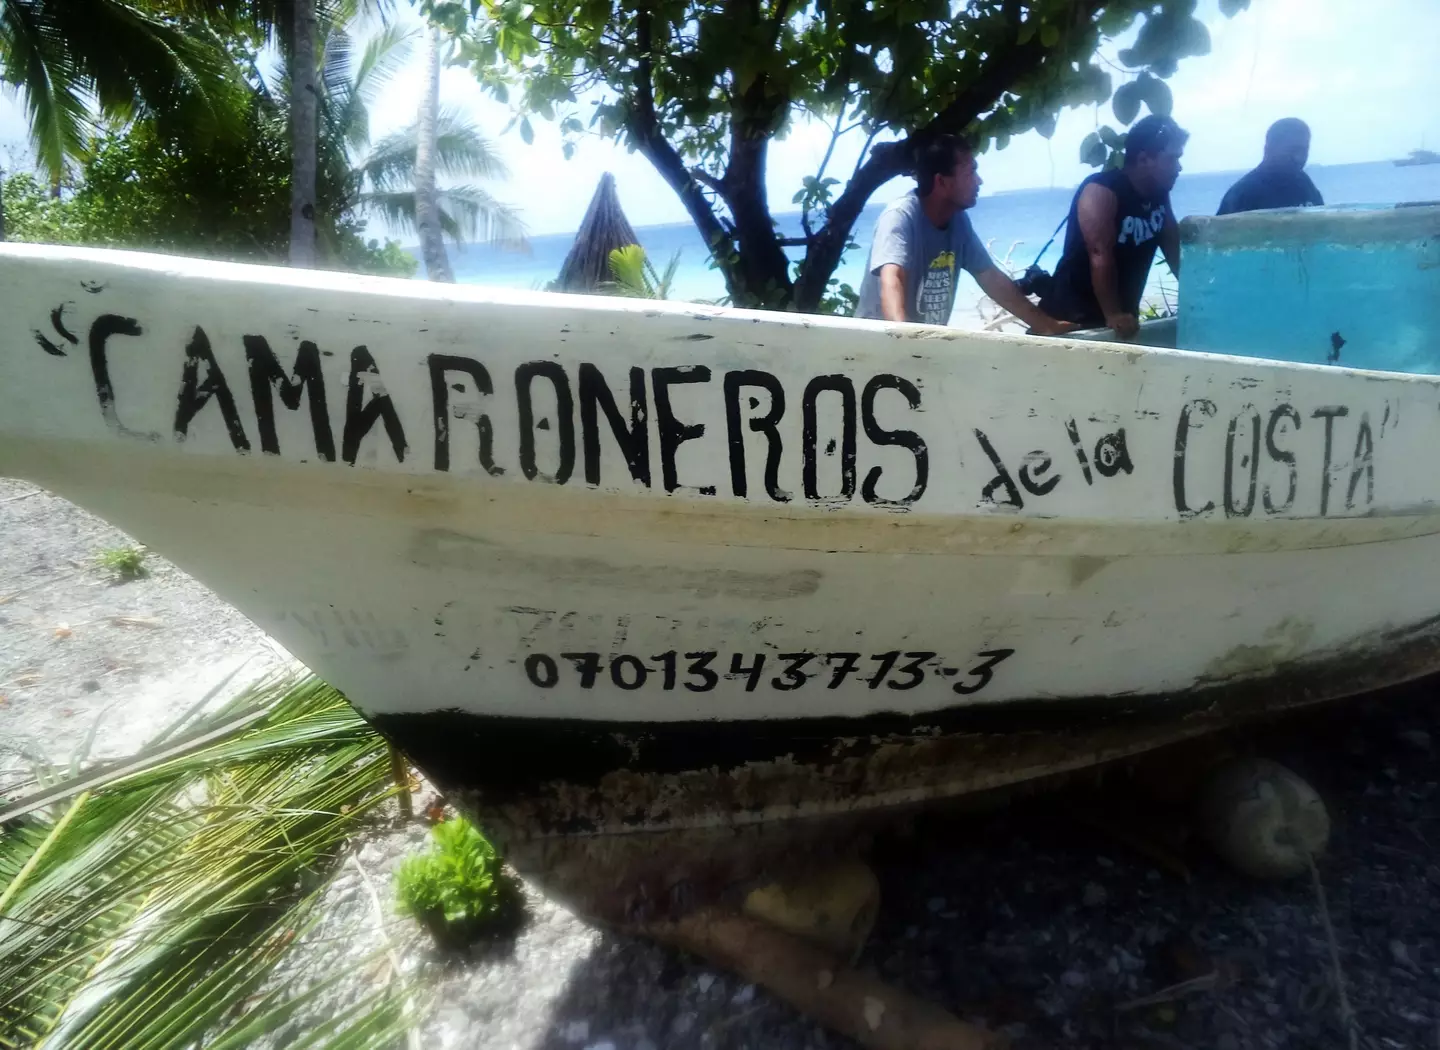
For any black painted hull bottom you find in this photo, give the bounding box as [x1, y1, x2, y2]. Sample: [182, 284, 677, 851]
[373, 615, 1440, 924]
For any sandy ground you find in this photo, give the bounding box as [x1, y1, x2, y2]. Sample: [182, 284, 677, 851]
[5, 475, 1440, 1050]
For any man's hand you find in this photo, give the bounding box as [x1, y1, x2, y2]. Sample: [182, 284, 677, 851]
[974, 267, 1078, 338]
[1028, 317, 1081, 337]
[1106, 312, 1140, 339]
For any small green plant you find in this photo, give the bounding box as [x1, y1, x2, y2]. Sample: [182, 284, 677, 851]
[602, 243, 682, 300]
[96, 544, 148, 582]
[395, 817, 521, 951]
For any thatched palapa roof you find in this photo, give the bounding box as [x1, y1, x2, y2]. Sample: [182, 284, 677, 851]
[553, 172, 639, 293]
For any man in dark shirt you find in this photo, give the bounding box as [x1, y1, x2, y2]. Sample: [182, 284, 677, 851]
[1038, 114, 1185, 338]
[1217, 118, 1324, 215]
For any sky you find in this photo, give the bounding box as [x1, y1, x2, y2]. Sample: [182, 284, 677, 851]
[2, 0, 1438, 238]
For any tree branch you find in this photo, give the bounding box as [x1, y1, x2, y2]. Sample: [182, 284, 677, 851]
[767, 0, 794, 48]
[630, 3, 737, 294]
[802, 100, 848, 238]
[849, 126, 881, 184]
[689, 167, 725, 194]
[917, 0, 1105, 146]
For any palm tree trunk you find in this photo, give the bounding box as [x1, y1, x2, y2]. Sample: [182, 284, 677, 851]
[0, 168, 7, 242]
[414, 27, 454, 283]
[290, 0, 319, 267]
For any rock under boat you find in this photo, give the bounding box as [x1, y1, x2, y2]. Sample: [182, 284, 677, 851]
[2, 203, 1439, 922]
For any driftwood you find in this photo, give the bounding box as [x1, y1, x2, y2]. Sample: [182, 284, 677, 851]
[643, 907, 1007, 1050]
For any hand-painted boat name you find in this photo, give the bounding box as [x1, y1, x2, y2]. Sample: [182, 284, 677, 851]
[1173, 399, 1376, 519]
[522, 648, 1015, 694]
[43, 310, 1379, 519]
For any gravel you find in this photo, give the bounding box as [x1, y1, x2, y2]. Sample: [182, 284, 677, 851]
[0, 480, 284, 787]
[6, 475, 1440, 1049]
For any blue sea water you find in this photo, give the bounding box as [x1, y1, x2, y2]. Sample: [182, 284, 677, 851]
[424, 160, 1440, 328]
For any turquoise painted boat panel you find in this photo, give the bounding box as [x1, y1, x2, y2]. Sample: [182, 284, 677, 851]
[1177, 204, 1440, 374]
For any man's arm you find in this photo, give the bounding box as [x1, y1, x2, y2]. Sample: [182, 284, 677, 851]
[877, 263, 908, 323]
[1158, 208, 1180, 277]
[974, 268, 1078, 336]
[1075, 182, 1136, 337]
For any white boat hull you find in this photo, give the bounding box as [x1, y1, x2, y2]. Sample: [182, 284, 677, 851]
[4, 245, 1439, 915]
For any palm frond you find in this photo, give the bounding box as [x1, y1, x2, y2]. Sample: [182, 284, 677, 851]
[320, 25, 357, 123]
[0, 672, 420, 1050]
[335, 22, 414, 156]
[352, 22, 415, 104]
[355, 188, 416, 236]
[0, 0, 95, 178]
[358, 184, 528, 251]
[359, 107, 511, 193]
[1, 0, 250, 175]
[436, 183, 528, 249]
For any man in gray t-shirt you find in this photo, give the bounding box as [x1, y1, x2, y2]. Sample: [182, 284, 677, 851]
[855, 135, 1074, 335]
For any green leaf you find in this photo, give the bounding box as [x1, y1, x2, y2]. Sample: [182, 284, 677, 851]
[1079, 131, 1107, 167]
[1098, 6, 1138, 35]
[1173, 17, 1212, 58]
[1040, 24, 1060, 48]
[1112, 80, 1142, 125]
[1097, 124, 1123, 149]
[1138, 73, 1173, 117]
[1219, 0, 1251, 14]
[519, 116, 534, 144]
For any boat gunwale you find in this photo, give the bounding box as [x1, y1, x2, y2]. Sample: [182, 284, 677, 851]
[4, 241, 1440, 387]
[1180, 201, 1440, 250]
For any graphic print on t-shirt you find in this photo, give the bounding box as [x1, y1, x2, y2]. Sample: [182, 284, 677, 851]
[917, 250, 956, 324]
[1118, 207, 1167, 246]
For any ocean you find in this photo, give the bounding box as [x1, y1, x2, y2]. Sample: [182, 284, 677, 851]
[425, 160, 1440, 328]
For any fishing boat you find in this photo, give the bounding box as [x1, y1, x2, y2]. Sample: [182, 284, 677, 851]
[3, 203, 1439, 921]
[1394, 148, 1440, 167]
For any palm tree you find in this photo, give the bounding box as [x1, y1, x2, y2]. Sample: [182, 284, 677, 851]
[354, 108, 526, 254]
[290, 0, 320, 265]
[0, 0, 241, 240]
[149, 0, 395, 266]
[315, 21, 526, 263]
[412, 25, 451, 281]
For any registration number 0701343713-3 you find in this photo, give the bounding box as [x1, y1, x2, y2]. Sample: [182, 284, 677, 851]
[518, 649, 1016, 695]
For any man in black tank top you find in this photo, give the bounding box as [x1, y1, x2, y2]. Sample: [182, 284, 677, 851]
[1039, 115, 1187, 338]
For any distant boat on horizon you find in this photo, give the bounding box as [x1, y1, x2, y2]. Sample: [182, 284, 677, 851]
[1395, 149, 1440, 167]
